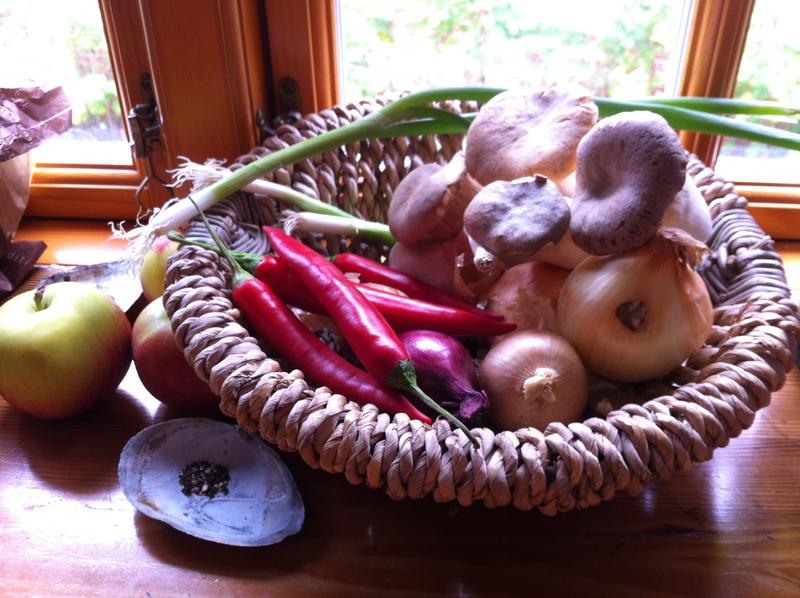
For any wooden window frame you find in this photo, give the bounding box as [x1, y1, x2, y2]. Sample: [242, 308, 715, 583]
[677, 0, 800, 240]
[26, 0, 268, 221]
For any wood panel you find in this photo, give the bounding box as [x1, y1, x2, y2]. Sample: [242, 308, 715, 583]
[138, 0, 264, 169]
[13, 219, 129, 265]
[263, 0, 339, 115]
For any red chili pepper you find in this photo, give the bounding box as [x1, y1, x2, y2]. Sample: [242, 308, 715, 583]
[331, 252, 504, 321]
[189, 209, 431, 423]
[263, 227, 478, 443]
[232, 276, 431, 423]
[255, 255, 516, 337]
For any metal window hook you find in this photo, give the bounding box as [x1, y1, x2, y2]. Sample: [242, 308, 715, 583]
[128, 74, 174, 222]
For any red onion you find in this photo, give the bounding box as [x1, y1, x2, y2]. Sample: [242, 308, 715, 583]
[399, 330, 489, 425]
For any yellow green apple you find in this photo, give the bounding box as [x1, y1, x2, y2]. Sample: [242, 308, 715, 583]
[131, 297, 218, 413]
[139, 236, 179, 302]
[0, 282, 132, 419]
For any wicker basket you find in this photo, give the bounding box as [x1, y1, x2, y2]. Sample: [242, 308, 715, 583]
[163, 97, 800, 514]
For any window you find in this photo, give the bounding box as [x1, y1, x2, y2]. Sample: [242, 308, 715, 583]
[334, 0, 800, 239]
[14, 0, 800, 240]
[2, 0, 130, 165]
[715, 0, 800, 187]
[338, 0, 693, 101]
[9, 0, 267, 220]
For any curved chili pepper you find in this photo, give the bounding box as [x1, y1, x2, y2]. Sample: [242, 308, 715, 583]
[331, 252, 504, 321]
[255, 255, 516, 337]
[263, 227, 478, 444]
[187, 208, 431, 424]
[234, 275, 431, 423]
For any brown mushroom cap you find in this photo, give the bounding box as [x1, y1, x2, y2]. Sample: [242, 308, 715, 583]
[464, 84, 598, 186]
[570, 111, 687, 255]
[463, 175, 570, 268]
[388, 152, 480, 245]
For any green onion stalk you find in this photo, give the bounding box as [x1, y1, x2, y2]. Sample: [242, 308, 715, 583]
[143, 87, 800, 240]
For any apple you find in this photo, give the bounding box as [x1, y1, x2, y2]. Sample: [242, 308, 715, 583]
[0, 282, 132, 419]
[139, 236, 179, 302]
[131, 297, 218, 413]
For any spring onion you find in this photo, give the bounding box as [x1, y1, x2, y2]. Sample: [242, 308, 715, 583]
[284, 211, 395, 246]
[138, 87, 799, 244]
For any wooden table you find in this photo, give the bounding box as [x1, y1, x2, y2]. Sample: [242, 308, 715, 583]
[2, 222, 799, 597]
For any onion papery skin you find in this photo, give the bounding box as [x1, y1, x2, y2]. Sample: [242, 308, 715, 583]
[484, 261, 570, 344]
[556, 236, 713, 383]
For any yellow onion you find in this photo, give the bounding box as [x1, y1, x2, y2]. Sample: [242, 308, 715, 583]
[556, 228, 713, 382]
[482, 261, 570, 344]
[480, 329, 588, 430]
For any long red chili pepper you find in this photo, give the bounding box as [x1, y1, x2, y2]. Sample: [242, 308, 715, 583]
[263, 226, 478, 443]
[233, 277, 430, 423]
[192, 211, 431, 423]
[331, 252, 504, 321]
[255, 255, 516, 337]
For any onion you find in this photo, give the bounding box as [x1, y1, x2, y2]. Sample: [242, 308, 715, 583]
[399, 330, 488, 425]
[557, 228, 714, 382]
[482, 261, 570, 342]
[479, 329, 588, 430]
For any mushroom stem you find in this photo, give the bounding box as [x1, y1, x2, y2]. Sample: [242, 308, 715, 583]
[466, 232, 498, 273]
[473, 246, 498, 273]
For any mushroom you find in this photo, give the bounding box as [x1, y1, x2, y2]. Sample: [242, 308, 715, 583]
[555, 171, 577, 199]
[463, 175, 570, 270]
[388, 233, 469, 294]
[388, 152, 481, 245]
[464, 83, 598, 186]
[531, 229, 589, 270]
[530, 195, 589, 269]
[570, 110, 688, 256]
[662, 173, 713, 242]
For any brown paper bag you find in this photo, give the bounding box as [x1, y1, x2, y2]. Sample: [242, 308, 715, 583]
[0, 152, 32, 251]
[0, 83, 71, 250]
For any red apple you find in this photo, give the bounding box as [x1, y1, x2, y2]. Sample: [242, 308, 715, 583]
[132, 297, 218, 413]
[0, 282, 132, 419]
[139, 236, 179, 302]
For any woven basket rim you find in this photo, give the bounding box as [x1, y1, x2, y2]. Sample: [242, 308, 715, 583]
[163, 97, 800, 514]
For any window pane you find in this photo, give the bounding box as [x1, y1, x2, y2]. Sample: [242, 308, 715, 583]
[337, 0, 691, 103]
[715, 0, 800, 185]
[0, 0, 131, 165]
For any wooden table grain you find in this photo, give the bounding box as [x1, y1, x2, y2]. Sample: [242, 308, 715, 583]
[2, 222, 799, 597]
[2, 364, 798, 597]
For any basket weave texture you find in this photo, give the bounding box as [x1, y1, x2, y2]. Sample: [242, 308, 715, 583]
[163, 97, 800, 514]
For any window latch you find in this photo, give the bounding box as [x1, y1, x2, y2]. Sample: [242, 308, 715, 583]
[255, 77, 301, 143]
[128, 74, 162, 159]
[127, 73, 173, 212]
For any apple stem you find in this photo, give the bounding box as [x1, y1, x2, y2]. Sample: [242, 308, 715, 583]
[33, 285, 46, 311]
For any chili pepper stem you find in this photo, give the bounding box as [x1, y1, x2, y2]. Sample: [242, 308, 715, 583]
[389, 359, 479, 446]
[167, 231, 263, 273]
[186, 200, 254, 288]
